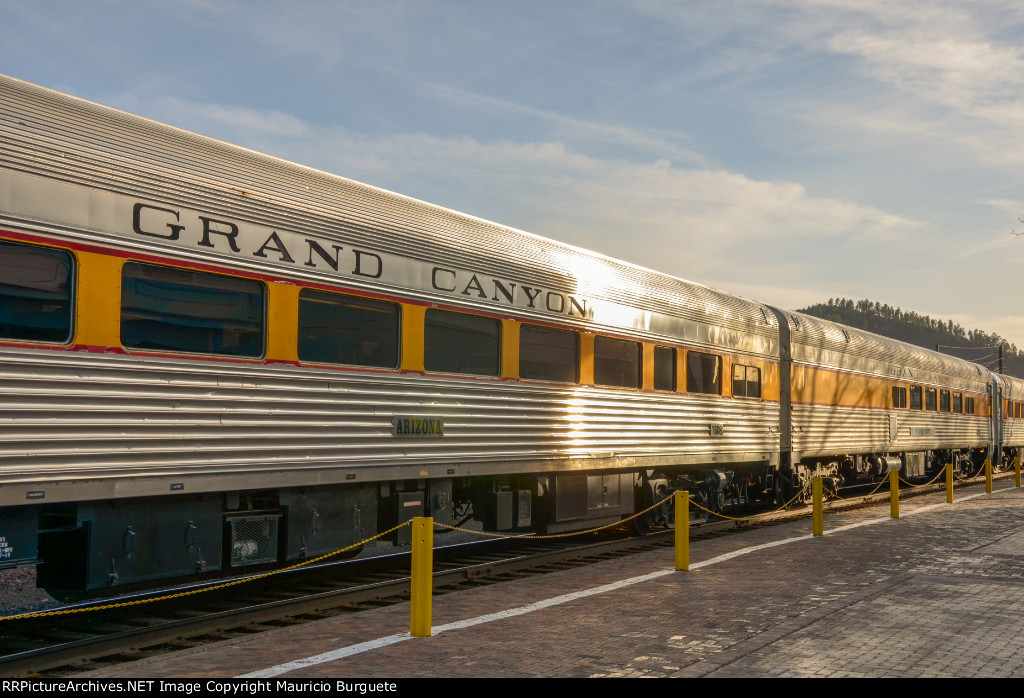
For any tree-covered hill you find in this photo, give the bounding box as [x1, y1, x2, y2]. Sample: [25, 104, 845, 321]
[798, 298, 1024, 379]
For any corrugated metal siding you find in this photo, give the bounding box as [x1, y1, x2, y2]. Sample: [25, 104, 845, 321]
[0, 347, 777, 486]
[793, 404, 989, 457]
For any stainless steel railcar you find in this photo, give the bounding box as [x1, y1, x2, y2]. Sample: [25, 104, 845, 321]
[0, 75, 1015, 591]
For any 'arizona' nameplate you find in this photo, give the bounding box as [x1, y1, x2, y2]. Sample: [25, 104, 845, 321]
[393, 416, 445, 438]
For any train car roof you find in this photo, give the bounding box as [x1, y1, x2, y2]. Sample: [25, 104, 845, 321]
[0, 73, 774, 345]
[783, 309, 991, 387]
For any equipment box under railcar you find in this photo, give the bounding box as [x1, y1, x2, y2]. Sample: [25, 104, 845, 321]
[280, 484, 377, 561]
[38, 495, 223, 591]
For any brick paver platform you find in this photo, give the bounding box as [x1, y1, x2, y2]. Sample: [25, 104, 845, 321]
[78, 480, 1024, 678]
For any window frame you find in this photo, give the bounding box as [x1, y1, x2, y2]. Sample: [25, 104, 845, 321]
[686, 350, 723, 396]
[297, 288, 401, 369]
[120, 260, 266, 359]
[732, 363, 762, 399]
[423, 307, 501, 377]
[0, 239, 76, 345]
[519, 323, 579, 384]
[653, 345, 676, 392]
[593, 335, 642, 389]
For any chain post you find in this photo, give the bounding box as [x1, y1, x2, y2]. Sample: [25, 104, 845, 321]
[985, 459, 992, 494]
[812, 476, 823, 536]
[889, 469, 899, 519]
[946, 463, 954, 504]
[675, 490, 689, 571]
[410, 516, 434, 637]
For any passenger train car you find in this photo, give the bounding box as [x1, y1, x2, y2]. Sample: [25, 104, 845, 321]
[1, 74, 1021, 590]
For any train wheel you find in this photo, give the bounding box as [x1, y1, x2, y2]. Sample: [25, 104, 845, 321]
[632, 481, 674, 534]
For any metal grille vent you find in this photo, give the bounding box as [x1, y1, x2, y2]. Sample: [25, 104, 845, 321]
[228, 514, 280, 567]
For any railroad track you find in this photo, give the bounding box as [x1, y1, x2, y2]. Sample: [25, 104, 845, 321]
[0, 473, 1005, 678]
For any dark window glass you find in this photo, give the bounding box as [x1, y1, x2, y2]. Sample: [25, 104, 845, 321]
[1017, 402, 1021, 420]
[298, 289, 399, 368]
[909, 386, 923, 410]
[925, 388, 937, 411]
[654, 346, 676, 391]
[520, 324, 578, 383]
[687, 351, 722, 395]
[121, 262, 263, 357]
[0, 240, 73, 343]
[732, 364, 761, 399]
[593, 336, 640, 388]
[747, 366, 761, 399]
[892, 386, 907, 409]
[953, 393, 962, 414]
[424, 309, 499, 376]
[940, 390, 950, 412]
[965, 397, 975, 415]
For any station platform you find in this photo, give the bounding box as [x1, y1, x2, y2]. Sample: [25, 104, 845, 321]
[77, 479, 1024, 678]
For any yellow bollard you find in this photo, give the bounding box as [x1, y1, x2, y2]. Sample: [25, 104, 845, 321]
[812, 476, 823, 536]
[675, 490, 689, 571]
[410, 517, 434, 637]
[1016, 457, 1021, 489]
[946, 462, 954, 504]
[985, 459, 992, 494]
[889, 469, 899, 519]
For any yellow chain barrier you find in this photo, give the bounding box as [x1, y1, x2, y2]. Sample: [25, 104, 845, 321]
[435, 493, 677, 539]
[687, 482, 811, 522]
[0, 520, 413, 623]
[954, 466, 985, 482]
[898, 468, 946, 488]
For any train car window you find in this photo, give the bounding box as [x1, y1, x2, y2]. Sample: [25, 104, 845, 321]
[520, 324, 578, 383]
[909, 386, 923, 410]
[654, 346, 676, 391]
[892, 386, 907, 409]
[594, 336, 641, 388]
[298, 289, 399, 368]
[0, 240, 74, 343]
[925, 388, 937, 411]
[1017, 402, 1022, 419]
[686, 351, 722, 395]
[940, 390, 950, 412]
[952, 393, 962, 414]
[424, 308, 499, 376]
[121, 262, 264, 357]
[965, 397, 975, 415]
[732, 364, 761, 399]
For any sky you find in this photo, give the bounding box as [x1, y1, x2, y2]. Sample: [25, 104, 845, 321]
[3, 1, 1024, 352]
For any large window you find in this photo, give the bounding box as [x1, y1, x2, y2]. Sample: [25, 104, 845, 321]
[424, 309, 499, 376]
[965, 396, 975, 415]
[593, 336, 640, 388]
[892, 386, 907, 409]
[687, 351, 722, 395]
[121, 262, 264, 357]
[952, 393, 963, 414]
[654, 346, 676, 391]
[909, 386, 923, 410]
[925, 388, 937, 411]
[0, 240, 73, 343]
[298, 289, 399, 367]
[520, 324, 578, 383]
[940, 390, 950, 412]
[732, 364, 761, 399]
